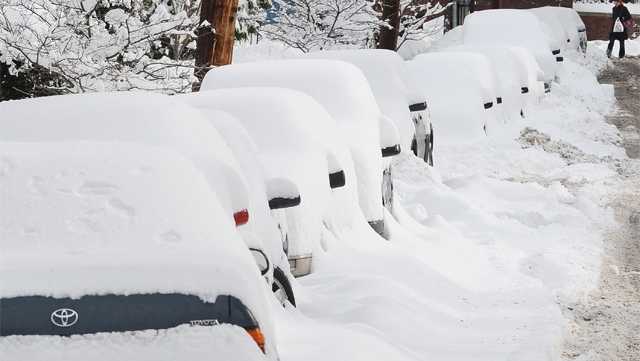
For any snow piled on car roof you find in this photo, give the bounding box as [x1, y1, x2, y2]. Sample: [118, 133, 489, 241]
[0, 142, 265, 303]
[0, 92, 250, 218]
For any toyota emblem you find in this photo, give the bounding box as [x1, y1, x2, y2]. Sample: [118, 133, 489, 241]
[51, 308, 79, 328]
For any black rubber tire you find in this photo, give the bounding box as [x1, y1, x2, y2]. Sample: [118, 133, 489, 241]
[272, 267, 296, 307]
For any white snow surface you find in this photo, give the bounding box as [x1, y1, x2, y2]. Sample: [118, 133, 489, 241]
[201, 60, 385, 223]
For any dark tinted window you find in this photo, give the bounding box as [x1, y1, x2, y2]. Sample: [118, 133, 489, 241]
[1, 293, 257, 337]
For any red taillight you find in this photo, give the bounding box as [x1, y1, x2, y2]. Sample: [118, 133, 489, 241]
[234, 209, 249, 226]
[245, 327, 266, 353]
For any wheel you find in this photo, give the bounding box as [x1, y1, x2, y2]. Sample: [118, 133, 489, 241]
[272, 266, 296, 307]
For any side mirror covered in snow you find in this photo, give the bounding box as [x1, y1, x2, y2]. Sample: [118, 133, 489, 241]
[379, 115, 401, 158]
[266, 178, 302, 210]
[326, 153, 346, 189]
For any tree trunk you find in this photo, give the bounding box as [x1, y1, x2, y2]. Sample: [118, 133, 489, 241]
[194, 0, 240, 91]
[377, 0, 401, 50]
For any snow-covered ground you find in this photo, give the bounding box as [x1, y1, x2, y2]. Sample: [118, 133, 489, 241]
[256, 45, 624, 360]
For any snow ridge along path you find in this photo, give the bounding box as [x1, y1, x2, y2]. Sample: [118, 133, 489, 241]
[562, 57, 640, 361]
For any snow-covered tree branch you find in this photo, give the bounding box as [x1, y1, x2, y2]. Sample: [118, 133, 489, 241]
[0, 0, 203, 94]
[396, 0, 446, 51]
[259, 0, 382, 52]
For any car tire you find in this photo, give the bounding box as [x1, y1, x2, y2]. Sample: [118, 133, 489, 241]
[272, 266, 296, 307]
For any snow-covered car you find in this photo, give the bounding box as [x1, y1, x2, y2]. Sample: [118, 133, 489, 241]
[530, 6, 587, 54]
[182, 88, 350, 279]
[409, 51, 500, 142]
[463, 9, 559, 92]
[409, 50, 503, 137]
[437, 44, 532, 120]
[0, 92, 293, 304]
[528, 7, 568, 60]
[0, 141, 277, 359]
[304, 49, 435, 165]
[169, 104, 300, 303]
[509, 46, 547, 99]
[201, 59, 401, 238]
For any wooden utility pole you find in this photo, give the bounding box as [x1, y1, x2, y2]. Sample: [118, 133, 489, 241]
[377, 0, 401, 50]
[194, 0, 240, 90]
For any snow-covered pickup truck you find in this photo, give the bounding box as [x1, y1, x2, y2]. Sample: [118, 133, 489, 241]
[0, 141, 277, 360]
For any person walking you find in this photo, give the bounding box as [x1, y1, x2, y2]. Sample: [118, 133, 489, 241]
[607, 0, 633, 59]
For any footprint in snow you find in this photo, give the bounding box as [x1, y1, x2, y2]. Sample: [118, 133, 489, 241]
[77, 181, 119, 196]
[158, 230, 182, 244]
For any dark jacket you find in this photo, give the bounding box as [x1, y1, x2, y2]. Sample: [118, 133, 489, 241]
[611, 4, 632, 39]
